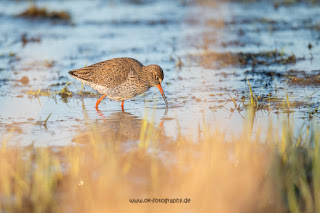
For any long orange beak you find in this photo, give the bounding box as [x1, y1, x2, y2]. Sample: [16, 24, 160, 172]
[157, 84, 168, 107]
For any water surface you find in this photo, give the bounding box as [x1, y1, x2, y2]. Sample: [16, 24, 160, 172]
[0, 0, 319, 146]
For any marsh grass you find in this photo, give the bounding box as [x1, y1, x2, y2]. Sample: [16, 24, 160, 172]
[0, 107, 319, 213]
[26, 82, 99, 104]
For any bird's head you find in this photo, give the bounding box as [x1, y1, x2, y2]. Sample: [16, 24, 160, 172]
[143, 64, 168, 107]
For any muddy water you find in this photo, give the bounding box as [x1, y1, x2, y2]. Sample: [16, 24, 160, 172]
[0, 0, 319, 145]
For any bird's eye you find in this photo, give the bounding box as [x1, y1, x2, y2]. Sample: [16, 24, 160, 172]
[156, 76, 159, 80]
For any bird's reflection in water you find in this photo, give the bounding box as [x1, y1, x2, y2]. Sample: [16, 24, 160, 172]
[73, 110, 167, 148]
[72, 105, 177, 190]
[99, 111, 144, 143]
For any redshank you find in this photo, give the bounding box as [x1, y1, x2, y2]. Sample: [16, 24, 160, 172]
[68, 57, 168, 110]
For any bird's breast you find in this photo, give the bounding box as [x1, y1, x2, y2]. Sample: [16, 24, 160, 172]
[104, 79, 150, 101]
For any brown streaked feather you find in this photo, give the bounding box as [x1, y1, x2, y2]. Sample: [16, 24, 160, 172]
[68, 58, 143, 89]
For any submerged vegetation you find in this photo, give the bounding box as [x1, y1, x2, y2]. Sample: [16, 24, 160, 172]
[18, 5, 71, 21]
[188, 50, 300, 69]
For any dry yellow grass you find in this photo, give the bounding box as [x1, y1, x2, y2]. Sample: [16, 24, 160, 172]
[0, 110, 319, 213]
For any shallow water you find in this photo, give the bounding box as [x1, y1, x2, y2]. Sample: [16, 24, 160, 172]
[0, 0, 319, 146]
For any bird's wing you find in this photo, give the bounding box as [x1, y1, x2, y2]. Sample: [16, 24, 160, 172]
[69, 58, 141, 88]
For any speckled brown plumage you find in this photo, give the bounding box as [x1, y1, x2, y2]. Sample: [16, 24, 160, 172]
[68, 57, 168, 110]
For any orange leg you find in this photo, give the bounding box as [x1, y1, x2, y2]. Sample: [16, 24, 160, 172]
[96, 108, 106, 120]
[95, 94, 106, 108]
[159, 120, 164, 128]
[121, 101, 124, 111]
